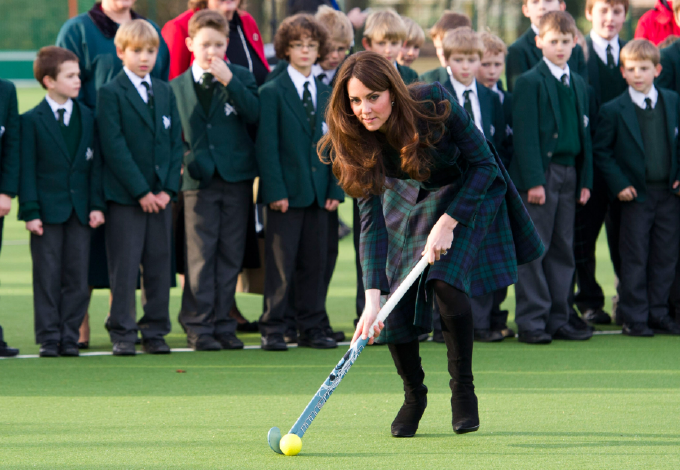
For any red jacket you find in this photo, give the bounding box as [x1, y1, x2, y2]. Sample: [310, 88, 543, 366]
[162, 9, 270, 80]
[634, 0, 680, 45]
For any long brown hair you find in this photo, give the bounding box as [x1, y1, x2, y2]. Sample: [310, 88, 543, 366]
[319, 51, 450, 198]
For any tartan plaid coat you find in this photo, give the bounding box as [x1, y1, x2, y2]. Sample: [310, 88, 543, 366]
[357, 82, 544, 343]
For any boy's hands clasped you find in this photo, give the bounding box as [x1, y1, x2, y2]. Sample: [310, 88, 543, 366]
[139, 191, 171, 213]
[528, 186, 591, 206]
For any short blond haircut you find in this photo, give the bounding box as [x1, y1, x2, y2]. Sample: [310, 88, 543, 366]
[429, 11, 471, 40]
[402, 16, 425, 48]
[537, 11, 578, 38]
[363, 8, 406, 43]
[114, 19, 160, 50]
[443, 27, 484, 61]
[316, 5, 353, 45]
[620, 39, 660, 66]
[480, 31, 507, 57]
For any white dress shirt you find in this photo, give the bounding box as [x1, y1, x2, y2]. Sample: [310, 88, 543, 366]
[629, 85, 659, 110]
[45, 94, 74, 126]
[448, 71, 484, 132]
[543, 57, 571, 86]
[312, 63, 336, 86]
[123, 66, 152, 103]
[490, 82, 504, 104]
[590, 31, 620, 66]
[531, 24, 539, 35]
[287, 64, 316, 109]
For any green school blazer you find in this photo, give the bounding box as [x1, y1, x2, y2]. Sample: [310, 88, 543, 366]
[658, 41, 680, 93]
[397, 63, 418, 85]
[97, 71, 183, 205]
[593, 88, 680, 202]
[419, 66, 448, 85]
[256, 71, 344, 208]
[509, 60, 593, 192]
[506, 27, 587, 93]
[0, 79, 20, 198]
[18, 99, 104, 224]
[171, 63, 259, 191]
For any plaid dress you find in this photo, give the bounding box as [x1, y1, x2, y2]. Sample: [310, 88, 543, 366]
[358, 83, 544, 343]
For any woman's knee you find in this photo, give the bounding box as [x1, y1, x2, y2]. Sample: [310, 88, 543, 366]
[432, 280, 471, 318]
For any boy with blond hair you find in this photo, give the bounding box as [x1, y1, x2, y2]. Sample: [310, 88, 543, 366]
[97, 20, 183, 356]
[420, 11, 472, 84]
[397, 16, 425, 67]
[362, 8, 418, 84]
[510, 11, 593, 344]
[595, 39, 680, 336]
[313, 5, 354, 86]
[20, 46, 104, 357]
[506, 0, 587, 92]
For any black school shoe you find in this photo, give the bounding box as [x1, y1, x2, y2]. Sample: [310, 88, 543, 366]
[216, 333, 244, 350]
[649, 316, 680, 335]
[0, 342, 19, 357]
[552, 323, 593, 341]
[283, 329, 298, 344]
[622, 323, 654, 337]
[188, 335, 222, 351]
[39, 341, 60, 357]
[142, 338, 171, 354]
[298, 329, 337, 349]
[325, 327, 346, 343]
[518, 329, 552, 344]
[474, 329, 504, 342]
[59, 342, 80, 357]
[112, 341, 136, 356]
[582, 308, 612, 325]
[261, 334, 288, 351]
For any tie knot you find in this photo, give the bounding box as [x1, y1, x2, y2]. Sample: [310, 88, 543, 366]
[561, 74, 569, 87]
[141, 81, 151, 90]
[201, 73, 214, 88]
[304, 81, 311, 91]
[57, 108, 66, 126]
[645, 97, 653, 110]
[606, 44, 612, 52]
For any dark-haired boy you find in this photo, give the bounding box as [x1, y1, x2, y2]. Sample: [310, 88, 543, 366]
[171, 10, 259, 351]
[571, 0, 629, 325]
[506, 0, 587, 92]
[19, 46, 105, 357]
[510, 11, 593, 344]
[97, 20, 183, 356]
[257, 14, 344, 351]
[595, 39, 680, 336]
[362, 9, 418, 85]
[0, 79, 20, 357]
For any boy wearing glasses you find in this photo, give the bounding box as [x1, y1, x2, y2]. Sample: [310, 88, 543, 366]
[256, 14, 344, 351]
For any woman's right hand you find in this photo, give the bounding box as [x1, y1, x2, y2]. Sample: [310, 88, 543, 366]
[351, 289, 384, 345]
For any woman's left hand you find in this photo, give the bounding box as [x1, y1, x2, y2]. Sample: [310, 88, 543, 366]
[422, 213, 457, 264]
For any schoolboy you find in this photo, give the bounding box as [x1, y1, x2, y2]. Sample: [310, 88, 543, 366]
[312, 6, 354, 86]
[19, 46, 105, 357]
[397, 16, 425, 67]
[506, 0, 588, 92]
[439, 27, 508, 342]
[0, 79, 20, 357]
[419, 11, 472, 84]
[594, 39, 680, 336]
[171, 11, 258, 351]
[256, 14, 345, 351]
[362, 9, 418, 85]
[97, 20, 183, 356]
[571, 0, 629, 325]
[476, 31, 515, 339]
[510, 11, 593, 344]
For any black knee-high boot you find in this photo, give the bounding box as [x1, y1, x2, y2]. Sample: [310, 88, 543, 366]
[387, 339, 427, 437]
[434, 280, 480, 434]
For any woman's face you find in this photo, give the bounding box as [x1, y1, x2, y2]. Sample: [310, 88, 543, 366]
[208, 0, 239, 16]
[102, 0, 136, 12]
[347, 77, 392, 132]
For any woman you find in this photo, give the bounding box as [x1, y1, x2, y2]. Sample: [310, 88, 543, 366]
[162, 0, 269, 84]
[56, 0, 171, 348]
[320, 52, 543, 437]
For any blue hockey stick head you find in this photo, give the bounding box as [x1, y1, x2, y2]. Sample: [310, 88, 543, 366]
[268, 427, 284, 454]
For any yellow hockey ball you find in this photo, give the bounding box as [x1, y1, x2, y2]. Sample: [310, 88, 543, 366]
[280, 433, 302, 456]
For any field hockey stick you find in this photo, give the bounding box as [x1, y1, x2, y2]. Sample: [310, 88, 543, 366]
[268, 256, 430, 454]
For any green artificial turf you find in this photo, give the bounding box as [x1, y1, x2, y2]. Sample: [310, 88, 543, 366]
[1, 88, 679, 469]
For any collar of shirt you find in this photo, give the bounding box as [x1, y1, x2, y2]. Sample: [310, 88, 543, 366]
[590, 31, 620, 66]
[124, 66, 152, 103]
[531, 24, 539, 36]
[448, 74, 484, 132]
[543, 57, 571, 83]
[45, 94, 73, 126]
[312, 64, 336, 85]
[287, 64, 317, 108]
[490, 82, 504, 104]
[629, 85, 658, 109]
[191, 63, 217, 84]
